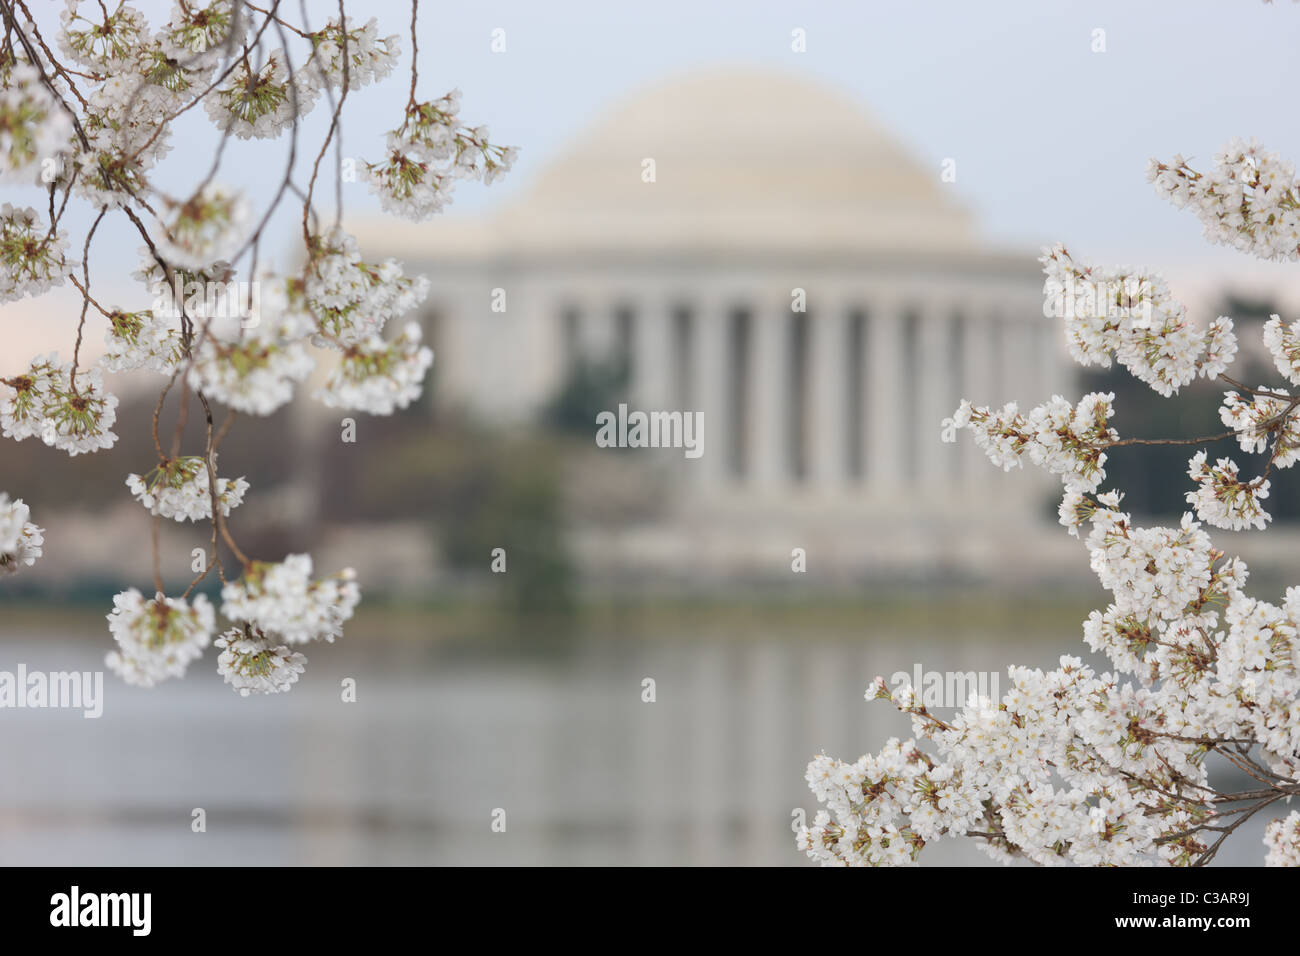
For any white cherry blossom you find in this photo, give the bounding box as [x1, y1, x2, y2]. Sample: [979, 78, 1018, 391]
[203, 50, 317, 140]
[1185, 450, 1271, 531]
[0, 493, 44, 575]
[214, 626, 306, 696]
[125, 456, 248, 522]
[315, 321, 433, 414]
[1263, 314, 1300, 386]
[0, 2, 503, 702]
[101, 308, 185, 374]
[0, 61, 72, 182]
[301, 17, 401, 92]
[1041, 244, 1235, 396]
[362, 89, 518, 221]
[1150, 139, 1300, 262]
[1, 355, 118, 455]
[0, 205, 73, 302]
[1264, 812, 1300, 867]
[220, 553, 360, 645]
[105, 589, 214, 687]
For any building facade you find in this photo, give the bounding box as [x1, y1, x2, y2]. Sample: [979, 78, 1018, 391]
[354, 68, 1074, 585]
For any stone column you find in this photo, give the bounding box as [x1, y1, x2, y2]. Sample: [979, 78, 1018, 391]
[866, 303, 904, 490]
[693, 297, 733, 489]
[630, 294, 674, 413]
[809, 303, 850, 489]
[1035, 300, 1066, 399]
[576, 297, 616, 366]
[1004, 313, 1036, 407]
[513, 279, 568, 416]
[436, 282, 485, 414]
[749, 300, 788, 490]
[917, 305, 954, 487]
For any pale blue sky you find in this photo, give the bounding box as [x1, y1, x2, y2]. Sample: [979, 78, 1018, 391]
[386, 0, 1300, 269]
[5, 0, 1300, 362]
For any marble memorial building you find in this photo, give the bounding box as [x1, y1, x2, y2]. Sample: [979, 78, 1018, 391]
[354, 68, 1073, 583]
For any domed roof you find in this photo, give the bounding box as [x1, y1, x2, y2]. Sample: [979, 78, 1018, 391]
[357, 67, 978, 258]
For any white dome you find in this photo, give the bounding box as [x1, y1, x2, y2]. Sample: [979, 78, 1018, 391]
[355, 67, 977, 258]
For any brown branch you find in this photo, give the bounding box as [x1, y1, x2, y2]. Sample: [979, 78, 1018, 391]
[12, 0, 90, 110]
[1196, 792, 1286, 866]
[197, 391, 250, 569]
[300, 0, 349, 243]
[407, 0, 418, 108]
[150, 514, 163, 595]
[68, 207, 107, 394]
[125, 3, 282, 165]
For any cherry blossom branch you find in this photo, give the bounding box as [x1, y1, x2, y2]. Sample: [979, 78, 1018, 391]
[1, 1, 509, 699]
[68, 206, 106, 394]
[301, 0, 350, 243]
[407, 1, 418, 109]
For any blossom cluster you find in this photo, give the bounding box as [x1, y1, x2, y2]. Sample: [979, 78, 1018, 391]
[105, 589, 214, 687]
[1220, 386, 1300, 467]
[214, 554, 359, 696]
[316, 321, 433, 414]
[946, 392, 1117, 492]
[363, 89, 519, 220]
[1073, 493, 1250, 686]
[220, 553, 359, 645]
[305, 228, 430, 345]
[202, 16, 400, 140]
[58, 1, 151, 72]
[1263, 314, 1300, 386]
[797, 487, 1300, 866]
[0, 354, 119, 455]
[126, 456, 248, 523]
[0, 493, 44, 575]
[156, 183, 251, 269]
[804, 137, 1300, 864]
[0, 62, 72, 181]
[158, 0, 246, 66]
[189, 283, 316, 416]
[101, 307, 185, 374]
[302, 16, 401, 92]
[0, 205, 73, 303]
[0, 2, 512, 698]
[103, 553, 358, 697]
[1041, 244, 1235, 396]
[213, 628, 307, 697]
[799, 655, 1207, 866]
[1082, 493, 1225, 619]
[203, 50, 304, 140]
[1149, 139, 1300, 261]
[1185, 451, 1271, 531]
[1265, 812, 1300, 867]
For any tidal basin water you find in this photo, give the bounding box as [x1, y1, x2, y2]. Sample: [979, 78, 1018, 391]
[0, 607, 1271, 866]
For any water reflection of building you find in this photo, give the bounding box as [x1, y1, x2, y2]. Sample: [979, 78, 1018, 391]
[356, 68, 1074, 585]
[0, 633, 1268, 865]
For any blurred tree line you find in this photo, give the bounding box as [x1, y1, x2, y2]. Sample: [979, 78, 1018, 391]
[1072, 292, 1300, 521]
[542, 354, 629, 436]
[316, 352, 636, 619]
[1, 355, 640, 618]
[318, 397, 579, 619]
